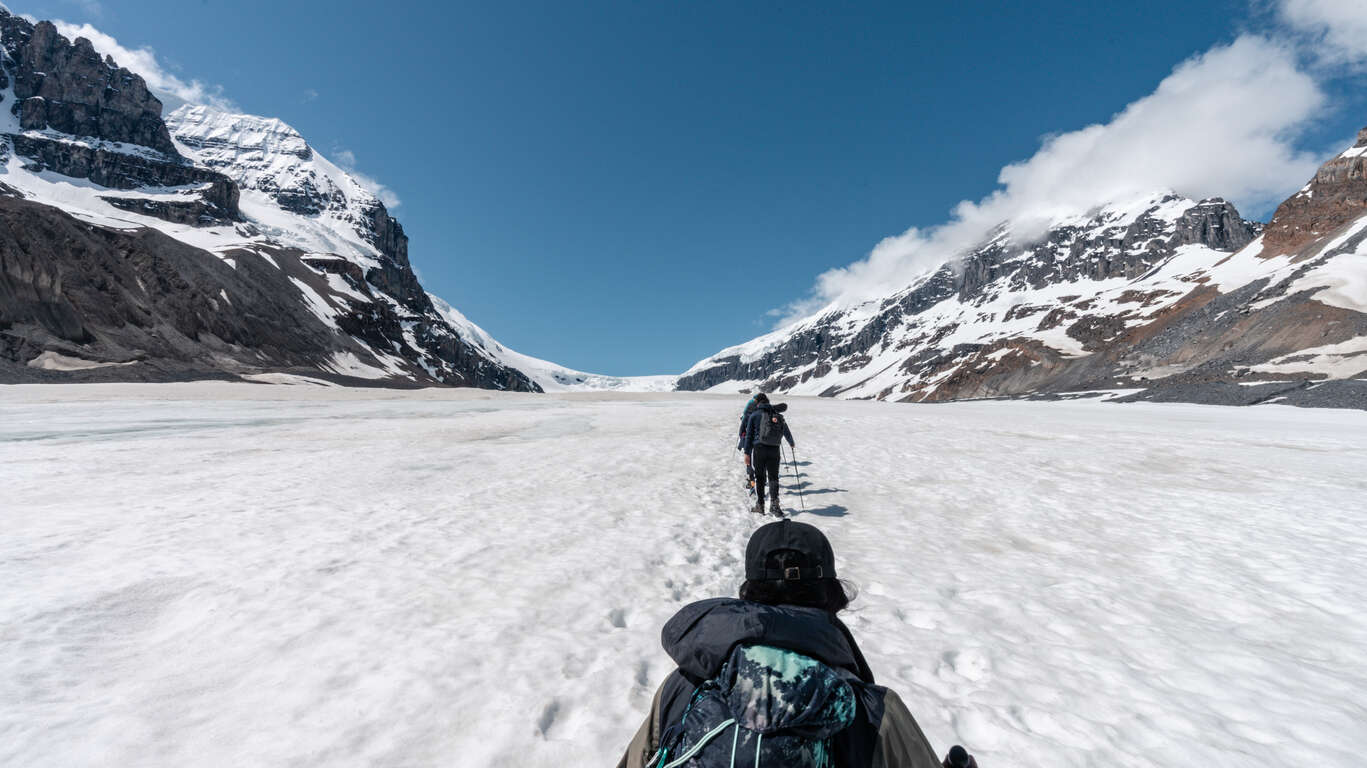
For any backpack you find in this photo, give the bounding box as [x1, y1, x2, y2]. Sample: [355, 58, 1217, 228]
[739, 399, 757, 438]
[651, 644, 856, 768]
[756, 409, 785, 448]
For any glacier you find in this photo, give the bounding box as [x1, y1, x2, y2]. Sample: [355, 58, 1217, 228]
[2, 384, 1364, 767]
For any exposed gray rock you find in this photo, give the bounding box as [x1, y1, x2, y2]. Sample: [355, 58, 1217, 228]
[1, 12, 179, 156]
[100, 194, 236, 227]
[680, 166, 1367, 410]
[677, 196, 1262, 395]
[9, 135, 237, 209]
[0, 194, 541, 390]
[0, 11, 542, 392]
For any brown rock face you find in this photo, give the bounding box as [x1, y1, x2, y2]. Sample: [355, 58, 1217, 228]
[1262, 126, 1367, 255]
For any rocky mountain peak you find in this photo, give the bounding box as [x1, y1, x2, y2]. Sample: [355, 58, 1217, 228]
[1, 11, 179, 157]
[170, 105, 313, 163]
[1171, 197, 1259, 252]
[165, 104, 428, 313]
[1262, 124, 1367, 256]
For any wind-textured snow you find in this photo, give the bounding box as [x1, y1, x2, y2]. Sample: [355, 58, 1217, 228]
[2, 385, 1364, 767]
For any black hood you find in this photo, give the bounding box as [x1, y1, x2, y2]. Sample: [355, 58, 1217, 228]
[758, 402, 788, 414]
[661, 598, 874, 684]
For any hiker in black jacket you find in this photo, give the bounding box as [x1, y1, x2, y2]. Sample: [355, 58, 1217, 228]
[737, 395, 760, 490]
[618, 520, 968, 768]
[742, 394, 793, 515]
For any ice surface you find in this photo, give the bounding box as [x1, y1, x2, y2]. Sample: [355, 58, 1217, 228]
[2, 385, 1365, 767]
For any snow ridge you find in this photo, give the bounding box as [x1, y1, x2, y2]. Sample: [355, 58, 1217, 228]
[680, 184, 1366, 403]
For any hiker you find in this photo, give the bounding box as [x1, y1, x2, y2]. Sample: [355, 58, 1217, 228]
[738, 395, 759, 489]
[943, 745, 980, 768]
[742, 393, 793, 515]
[617, 520, 964, 768]
[737, 395, 759, 444]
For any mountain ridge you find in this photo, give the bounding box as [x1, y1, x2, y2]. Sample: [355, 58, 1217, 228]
[678, 171, 1366, 408]
[0, 9, 549, 391]
[1, 7, 1362, 407]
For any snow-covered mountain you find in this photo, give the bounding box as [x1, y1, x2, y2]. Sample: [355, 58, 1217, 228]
[3, 7, 1362, 405]
[680, 138, 1367, 408]
[0, 10, 583, 391]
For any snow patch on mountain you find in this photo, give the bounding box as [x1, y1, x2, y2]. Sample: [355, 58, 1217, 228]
[166, 105, 385, 266]
[681, 183, 1367, 405]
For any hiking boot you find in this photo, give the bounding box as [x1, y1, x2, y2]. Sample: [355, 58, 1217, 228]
[768, 496, 782, 516]
[751, 498, 766, 515]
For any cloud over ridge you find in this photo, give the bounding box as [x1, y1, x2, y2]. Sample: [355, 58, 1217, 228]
[774, 2, 1355, 326]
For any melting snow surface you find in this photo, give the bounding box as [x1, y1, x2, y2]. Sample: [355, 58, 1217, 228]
[2, 386, 1364, 767]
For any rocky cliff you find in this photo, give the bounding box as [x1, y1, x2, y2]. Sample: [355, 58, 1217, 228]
[1262, 127, 1367, 255]
[0, 8, 539, 390]
[2, 15, 176, 154]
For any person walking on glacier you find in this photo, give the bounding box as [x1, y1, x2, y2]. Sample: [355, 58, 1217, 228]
[742, 393, 793, 516]
[737, 395, 760, 493]
[617, 519, 969, 768]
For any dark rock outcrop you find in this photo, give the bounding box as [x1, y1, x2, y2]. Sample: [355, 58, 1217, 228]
[2, 11, 240, 223]
[10, 134, 240, 219]
[0, 194, 541, 390]
[2, 12, 179, 156]
[678, 196, 1259, 394]
[1171, 199, 1259, 252]
[0, 11, 542, 391]
[0, 194, 341, 376]
[100, 194, 236, 227]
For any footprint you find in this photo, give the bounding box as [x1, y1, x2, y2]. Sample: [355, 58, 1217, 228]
[608, 608, 626, 629]
[537, 699, 561, 738]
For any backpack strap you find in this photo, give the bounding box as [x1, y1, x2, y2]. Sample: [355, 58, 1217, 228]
[647, 679, 709, 768]
[661, 718, 738, 768]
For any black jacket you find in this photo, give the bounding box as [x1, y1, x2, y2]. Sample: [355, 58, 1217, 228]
[617, 598, 941, 768]
[742, 404, 794, 454]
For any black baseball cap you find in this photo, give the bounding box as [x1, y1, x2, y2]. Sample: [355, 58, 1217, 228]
[745, 520, 837, 582]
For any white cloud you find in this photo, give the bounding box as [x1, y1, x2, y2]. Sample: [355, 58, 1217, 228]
[39, 19, 235, 111]
[777, 35, 1327, 324]
[1278, 0, 1367, 65]
[302, 88, 319, 103]
[67, 0, 103, 18]
[332, 148, 401, 209]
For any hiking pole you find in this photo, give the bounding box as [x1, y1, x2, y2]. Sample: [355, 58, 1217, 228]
[787, 444, 806, 513]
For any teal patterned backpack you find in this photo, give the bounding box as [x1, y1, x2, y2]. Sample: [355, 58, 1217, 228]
[650, 644, 857, 768]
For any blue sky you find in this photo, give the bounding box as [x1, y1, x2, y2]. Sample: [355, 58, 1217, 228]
[14, 0, 1367, 375]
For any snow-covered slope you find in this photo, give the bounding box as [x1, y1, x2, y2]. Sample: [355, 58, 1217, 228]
[4, 385, 1365, 766]
[166, 105, 392, 266]
[430, 296, 677, 392]
[681, 144, 1367, 408]
[0, 9, 557, 391]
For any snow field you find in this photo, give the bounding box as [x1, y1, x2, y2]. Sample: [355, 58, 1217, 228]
[2, 385, 1365, 767]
